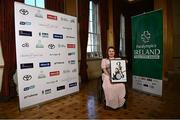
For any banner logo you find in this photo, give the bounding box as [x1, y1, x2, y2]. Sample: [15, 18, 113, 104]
[39, 62, 51, 67]
[141, 31, 151, 43]
[69, 82, 77, 88]
[24, 85, 35, 91]
[53, 34, 63, 39]
[19, 9, 29, 15]
[57, 85, 65, 91]
[20, 63, 33, 69]
[47, 14, 57, 20]
[67, 44, 75, 48]
[20, 21, 31, 25]
[19, 30, 32, 36]
[23, 75, 32, 81]
[49, 71, 60, 76]
[48, 44, 55, 49]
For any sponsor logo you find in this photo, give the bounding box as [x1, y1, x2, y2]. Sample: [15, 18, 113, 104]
[49, 71, 60, 76]
[47, 14, 57, 20]
[42, 89, 51, 95]
[137, 82, 142, 85]
[62, 26, 72, 30]
[68, 60, 75, 64]
[152, 83, 156, 85]
[54, 62, 64, 65]
[58, 44, 66, 48]
[20, 21, 31, 25]
[39, 62, 51, 67]
[67, 44, 75, 48]
[39, 32, 49, 38]
[20, 63, 33, 69]
[19, 30, 32, 36]
[22, 42, 29, 47]
[48, 44, 55, 49]
[70, 19, 75, 23]
[39, 23, 58, 29]
[46, 80, 58, 84]
[141, 30, 151, 43]
[49, 53, 60, 56]
[69, 82, 77, 88]
[61, 17, 68, 22]
[72, 68, 77, 72]
[147, 78, 152, 81]
[23, 75, 32, 81]
[53, 34, 63, 39]
[38, 71, 46, 79]
[68, 52, 75, 56]
[24, 93, 38, 99]
[36, 40, 44, 48]
[20, 53, 43, 58]
[35, 10, 43, 18]
[61, 77, 77, 82]
[24, 85, 35, 91]
[143, 84, 148, 87]
[66, 36, 75, 39]
[149, 85, 154, 88]
[57, 85, 65, 91]
[19, 9, 29, 15]
[63, 70, 70, 74]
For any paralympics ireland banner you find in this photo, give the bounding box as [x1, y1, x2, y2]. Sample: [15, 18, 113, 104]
[132, 10, 163, 96]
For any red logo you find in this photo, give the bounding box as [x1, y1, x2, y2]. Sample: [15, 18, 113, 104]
[49, 71, 60, 76]
[47, 14, 57, 20]
[67, 44, 75, 48]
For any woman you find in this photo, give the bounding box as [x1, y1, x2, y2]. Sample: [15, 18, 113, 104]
[101, 46, 126, 109]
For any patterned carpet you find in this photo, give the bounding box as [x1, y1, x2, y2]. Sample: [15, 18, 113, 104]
[0, 74, 180, 119]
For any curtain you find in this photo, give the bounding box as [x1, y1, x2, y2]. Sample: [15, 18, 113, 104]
[78, 0, 89, 82]
[113, 0, 121, 56]
[99, 0, 108, 58]
[0, 0, 22, 97]
[45, 0, 64, 13]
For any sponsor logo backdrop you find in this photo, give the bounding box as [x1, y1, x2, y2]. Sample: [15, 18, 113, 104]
[14, 2, 79, 110]
[131, 10, 163, 96]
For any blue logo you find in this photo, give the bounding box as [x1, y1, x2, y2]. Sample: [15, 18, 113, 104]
[69, 82, 77, 87]
[24, 85, 35, 91]
[53, 34, 63, 39]
[39, 62, 51, 67]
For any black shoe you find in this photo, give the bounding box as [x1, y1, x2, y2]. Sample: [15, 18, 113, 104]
[123, 102, 127, 109]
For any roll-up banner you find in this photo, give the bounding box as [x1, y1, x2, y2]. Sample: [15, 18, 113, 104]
[131, 10, 163, 96]
[14, 2, 79, 110]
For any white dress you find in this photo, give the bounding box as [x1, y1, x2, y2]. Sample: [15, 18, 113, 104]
[101, 58, 126, 109]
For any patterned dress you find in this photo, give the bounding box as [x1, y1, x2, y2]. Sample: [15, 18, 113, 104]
[101, 58, 126, 109]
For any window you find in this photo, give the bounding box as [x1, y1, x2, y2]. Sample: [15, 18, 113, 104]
[87, 1, 102, 59]
[119, 14, 126, 57]
[25, 0, 45, 8]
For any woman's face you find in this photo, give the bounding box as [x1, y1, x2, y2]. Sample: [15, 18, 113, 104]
[108, 48, 115, 58]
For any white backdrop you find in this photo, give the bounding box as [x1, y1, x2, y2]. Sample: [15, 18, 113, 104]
[14, 2, 79, 110]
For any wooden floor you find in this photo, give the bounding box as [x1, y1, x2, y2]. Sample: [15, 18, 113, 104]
[0, 74, 180, 119]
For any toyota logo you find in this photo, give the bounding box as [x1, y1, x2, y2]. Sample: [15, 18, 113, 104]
[23, 75, 32, 81]
[19, 9, 29, 15]
[48, 44, 55, 49]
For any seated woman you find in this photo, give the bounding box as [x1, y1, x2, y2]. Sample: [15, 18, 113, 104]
[101, 46, 126, 109]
